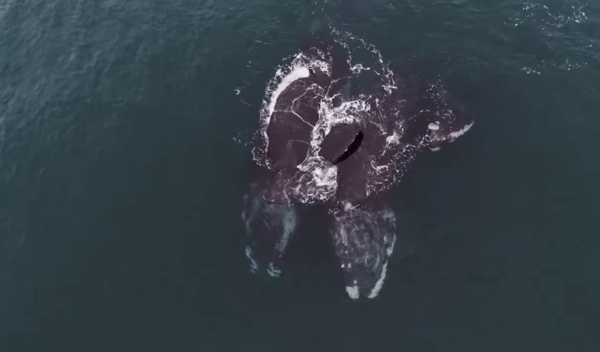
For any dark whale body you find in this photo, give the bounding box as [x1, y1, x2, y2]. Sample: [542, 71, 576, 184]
[332, 130, 363, 164]
[243, 29, 473, 299]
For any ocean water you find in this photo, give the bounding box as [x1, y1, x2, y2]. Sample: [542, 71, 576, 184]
[1, 0, 599, 351]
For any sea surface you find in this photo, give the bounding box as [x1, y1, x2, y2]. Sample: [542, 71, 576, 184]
[1, 0, 599, 351]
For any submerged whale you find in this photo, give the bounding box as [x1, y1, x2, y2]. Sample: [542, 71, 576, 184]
[242, 29, 473, 299]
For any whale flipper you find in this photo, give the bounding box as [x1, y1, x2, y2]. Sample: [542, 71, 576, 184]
[427, 88, 474, 151]
[242, 180, 298, 278]
[331, 204, 397, 299]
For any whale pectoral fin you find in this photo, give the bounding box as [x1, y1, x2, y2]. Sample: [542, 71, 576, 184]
[243, 180, 299, 278]
[428, 117, 474, 151]
[331, 205, 397, 299]
[427, 89, 474, 151]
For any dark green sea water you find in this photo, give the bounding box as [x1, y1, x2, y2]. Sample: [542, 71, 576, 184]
[1, 0, 599, 351]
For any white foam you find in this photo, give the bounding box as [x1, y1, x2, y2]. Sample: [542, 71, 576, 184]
[386, 132, 400, 145]
[267, 262, 282, 278]
[312, 163, 337, 187]
[346, 285, 360, 300]
[294, 157, 338, 203]
[351, 63, 370, 74]
[266, 65, 310, 120]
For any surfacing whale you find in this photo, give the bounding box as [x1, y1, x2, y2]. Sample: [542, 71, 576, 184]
[242, 28, 473, 299]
